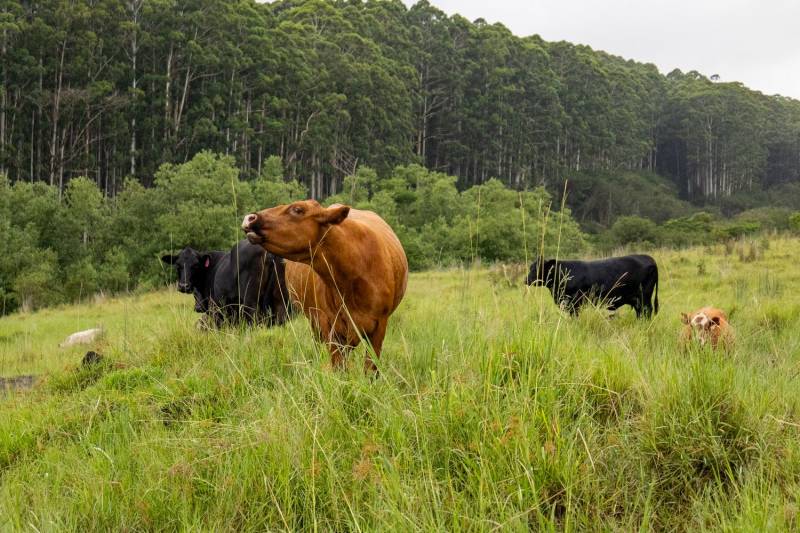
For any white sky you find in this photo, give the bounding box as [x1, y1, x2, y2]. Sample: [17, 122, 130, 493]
[402, 0, 800, 100]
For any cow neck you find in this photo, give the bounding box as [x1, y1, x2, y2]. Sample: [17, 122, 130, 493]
[307, 221, 364, 293]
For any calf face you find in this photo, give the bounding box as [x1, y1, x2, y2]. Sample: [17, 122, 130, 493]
[680, 307, 732, 349]
[241, 200, 350, 261]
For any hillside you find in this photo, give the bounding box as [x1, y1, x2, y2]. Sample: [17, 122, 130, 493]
[2, 0, 799, 206]
[3, 238, 800, 530]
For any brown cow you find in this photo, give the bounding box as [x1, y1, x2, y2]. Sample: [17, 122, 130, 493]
[242, 200, 408, 372]
[680, 306, 735, 351]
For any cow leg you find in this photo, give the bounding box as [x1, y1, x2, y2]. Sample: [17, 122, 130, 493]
[643, 291, 655, 318]
[322, 323, 350, 370]
[364, 319, 387, 374]
[328, 343, 348, 369]
[635, 296, 654, 319]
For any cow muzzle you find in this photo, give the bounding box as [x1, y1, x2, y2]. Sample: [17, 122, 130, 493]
[241, 214, 263, 244]
[177, 282, 192, 293]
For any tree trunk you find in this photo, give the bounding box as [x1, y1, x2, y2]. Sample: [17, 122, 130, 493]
[50, 40, 67, 188]
[128, 0, 141, 177]
[1, 25, 6, 176]
[164, 44, 173, 143]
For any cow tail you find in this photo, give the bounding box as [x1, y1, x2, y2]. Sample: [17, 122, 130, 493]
[653, 267, 659, 316]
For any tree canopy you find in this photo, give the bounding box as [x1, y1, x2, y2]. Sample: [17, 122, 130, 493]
[1, 0, 798, 203]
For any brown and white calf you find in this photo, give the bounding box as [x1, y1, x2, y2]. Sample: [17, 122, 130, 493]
[680, 307, 734, 351]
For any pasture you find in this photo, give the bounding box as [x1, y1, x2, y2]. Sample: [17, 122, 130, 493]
[2, 237, 800, 531]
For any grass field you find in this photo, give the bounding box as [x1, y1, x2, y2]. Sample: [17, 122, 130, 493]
[2, 237, 800, 531]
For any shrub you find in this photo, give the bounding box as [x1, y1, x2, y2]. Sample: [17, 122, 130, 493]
[63, 258, 100, 302]
[98, 248, 131, 293]
[713, 221, 760, 240]
[610, 215, 658, 246]
[735, 207, 794, 232]
[789, 212, 800, 233]
[12, 250, 61, 312]
[659, 212, 716, 248]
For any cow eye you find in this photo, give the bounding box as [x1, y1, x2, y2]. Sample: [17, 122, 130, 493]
[291, 206, 304, 215]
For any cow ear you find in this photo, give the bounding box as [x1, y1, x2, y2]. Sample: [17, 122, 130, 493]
[201, 254, 212, 268]
[680, 312, 689, 324]
[161, 254, 178, 265]
[710, 316, 721, 326]
[317, 204, 350, 225]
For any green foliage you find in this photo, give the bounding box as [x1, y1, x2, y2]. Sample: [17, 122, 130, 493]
[10, 249, 60, 312]
[714, 221, 761, 240]
[328, 166, 585, 269]
[610, 216, 658, 246]
[153, 152, 247, 251]
[735, 207, 795, 232]
[1, 154, 587, 313]
[249, 156, 307, 210]
[63, 258, 100, 302]
[97, 248, 131, 293]
[790, 212, 800, 233]
[599, 208, 797, 250]
[658, 212, 716, 248]
[563, 171, 695, 227]
[2, 0, 799, 209]
[2, 0, 799, 310]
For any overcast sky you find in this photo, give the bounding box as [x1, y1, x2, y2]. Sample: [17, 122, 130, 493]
[401, 0, 800, 100]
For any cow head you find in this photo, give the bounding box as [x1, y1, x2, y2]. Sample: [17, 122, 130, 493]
[682, 310, 719, 345]
[160, 247, 214, 296]
[241, 200, 350, 261]
[681, 310, 721, 332]
[526, 257, 556, 287]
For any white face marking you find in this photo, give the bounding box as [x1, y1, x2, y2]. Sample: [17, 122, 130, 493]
[690, 312, 711, 331]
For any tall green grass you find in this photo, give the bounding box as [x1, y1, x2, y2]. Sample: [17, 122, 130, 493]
[1, 237, 800, 531]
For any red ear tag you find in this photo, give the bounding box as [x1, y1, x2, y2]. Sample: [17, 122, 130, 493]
[204, 258, 210, 268]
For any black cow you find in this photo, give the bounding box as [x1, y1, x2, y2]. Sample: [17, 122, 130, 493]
[526, 254, 659, 318]
[161, 239, 291, 327]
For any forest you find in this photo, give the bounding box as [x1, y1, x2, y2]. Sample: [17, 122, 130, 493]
[2, 0, 800, 313]
[3, 0, 800, 200]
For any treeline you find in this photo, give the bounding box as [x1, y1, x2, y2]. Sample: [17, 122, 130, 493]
[4, 151, 799, 315]
[2, 0, 799, 204]
[0, 152, 586, 314]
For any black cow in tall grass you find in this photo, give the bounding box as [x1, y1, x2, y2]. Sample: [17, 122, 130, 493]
[161, 239, 291, 328]
[526, 254, 659, 318]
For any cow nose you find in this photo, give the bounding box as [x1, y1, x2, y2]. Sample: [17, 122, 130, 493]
[242, 213, 258, 231]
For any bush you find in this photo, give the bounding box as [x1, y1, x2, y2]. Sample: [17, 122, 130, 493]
[610, 216, 658, 246]
[658, 212, 716, 248]
[735, 207, 794, 232]
[559, 171, 695, 225]
[64, 258, 100, 302]
[12, 250, 60, 312]
[788, 212, 800, 233]
[713, 221, 760, 240]
[98, 248, 131, 293]
[249, 156, 307, 210]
